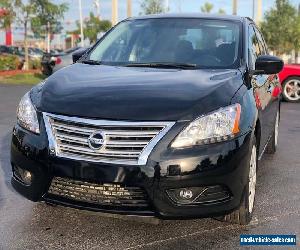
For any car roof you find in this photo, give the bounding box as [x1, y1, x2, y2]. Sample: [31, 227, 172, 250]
[129, 13, 246, 22]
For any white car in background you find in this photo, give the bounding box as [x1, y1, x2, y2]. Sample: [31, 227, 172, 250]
[52, 47, 89, 73]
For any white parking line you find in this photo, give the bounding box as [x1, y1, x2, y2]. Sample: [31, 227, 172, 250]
[125, 210, 300, 250]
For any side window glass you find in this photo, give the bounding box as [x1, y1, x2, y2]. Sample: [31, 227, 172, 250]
[248, 26, 261, 69]
[254, 27, 267, 55]
[261, 35, 269, 54]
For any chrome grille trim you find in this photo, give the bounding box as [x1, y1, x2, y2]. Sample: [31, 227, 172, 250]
[43, 112, 175, 165]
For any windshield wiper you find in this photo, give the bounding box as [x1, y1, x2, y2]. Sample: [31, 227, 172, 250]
[80, 59, 102, 65]
[124, 62, 197, 69]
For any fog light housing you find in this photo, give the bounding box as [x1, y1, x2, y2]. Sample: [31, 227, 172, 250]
[13, 166, 33, 185]
[166, 185, 231, 205]
[166, 187, 205, 205]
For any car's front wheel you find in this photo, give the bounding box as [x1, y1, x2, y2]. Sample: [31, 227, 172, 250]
[282, 77, 300, 102]
[217, 138, 257, 225]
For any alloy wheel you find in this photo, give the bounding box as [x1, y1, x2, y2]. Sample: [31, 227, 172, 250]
[274, 112, 279, 147]
[284, 79, 300, 101]
[248, 144, 257, 214]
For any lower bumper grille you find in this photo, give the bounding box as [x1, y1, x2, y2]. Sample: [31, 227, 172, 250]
[47, 177, 150, 210]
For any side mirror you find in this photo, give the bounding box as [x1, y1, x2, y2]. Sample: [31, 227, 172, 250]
[254, 55, 284, 75]
[72, 48, 88, 63]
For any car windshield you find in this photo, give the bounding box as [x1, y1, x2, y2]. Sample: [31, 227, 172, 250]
[89, 18, 242, 69]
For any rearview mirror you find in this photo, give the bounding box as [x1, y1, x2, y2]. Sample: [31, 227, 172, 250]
[72, 48, 88, 63]
[254, 55, 284, 75]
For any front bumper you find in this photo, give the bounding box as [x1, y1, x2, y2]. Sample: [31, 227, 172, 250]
[11, 121, 253, 219]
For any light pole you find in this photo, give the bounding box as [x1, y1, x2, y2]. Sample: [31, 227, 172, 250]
[112, 0, 118, 26]
[252, 0, 255, 20]
[94, 0, 100, 19]
[78, 0, 84, 47]
[232, 0, 237, 15]
[127, 0, 132, 18]
[165, 0, 169, 12]
[256, 0, 262, 23]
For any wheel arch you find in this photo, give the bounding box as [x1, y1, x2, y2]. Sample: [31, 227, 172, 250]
[281, 75, 300, 84]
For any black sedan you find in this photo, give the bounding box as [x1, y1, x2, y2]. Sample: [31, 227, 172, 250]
[11, 14, 283, 225]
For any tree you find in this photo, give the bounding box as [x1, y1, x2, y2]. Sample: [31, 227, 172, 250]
[218, 8, 226, 14]
[82, 12, 111, 43]
[201, 2, 214, 13]
[294, 15, 300, 62]
[140, 0, 165, 15]
[200, 2, 226, 14]
[30, 0, 68, 42]
[261, 0, 300, 61]
[0, 0, 16, 30]
[14, 1, 34, 69]
[74, 12, 111, 44]
[12, 0, 68, 69]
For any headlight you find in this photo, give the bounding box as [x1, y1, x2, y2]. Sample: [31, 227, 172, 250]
[17, 92, 40, 134]
[171, 104, 241, 148]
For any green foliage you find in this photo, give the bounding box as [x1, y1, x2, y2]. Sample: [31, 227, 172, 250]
[0, 54, 20, 71]
[200, 2, 226, 14]
[29, 59, 41, 70]
[218, 8, 226, 14]
[30, 0, 68, 39]
[77, 12, 112, 43]
[1, 0, 68, 39]
[201, 2, 214, 13]
[4, 0, 68, 69]
[0, 73, 46, 84]
[0, 0, 16, 29]
[261, 0, 300, 55]
[140, 0, 165, 15]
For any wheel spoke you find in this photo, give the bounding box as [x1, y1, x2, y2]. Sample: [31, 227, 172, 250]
[248, 145, 257, 214]
[286, 86, 292, 92]
[284, 80, 300, 100]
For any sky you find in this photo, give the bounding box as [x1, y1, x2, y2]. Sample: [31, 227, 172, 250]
[59, 0, 300, 25]
[1, 0, 300, 45]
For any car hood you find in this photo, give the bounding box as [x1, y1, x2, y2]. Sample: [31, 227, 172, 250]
[32, 63, 243, 121]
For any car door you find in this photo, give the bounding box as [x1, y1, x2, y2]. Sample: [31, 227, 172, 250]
[248, 24, 273, 154]
[255, 26, 280, 133]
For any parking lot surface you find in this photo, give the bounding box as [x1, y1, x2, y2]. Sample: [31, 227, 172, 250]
[0, 84, 299, 249]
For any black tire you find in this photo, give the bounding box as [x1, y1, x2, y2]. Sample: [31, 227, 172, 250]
[282, 77, 300, 103]
[266, 111, 279, 154]
[216, 137, 257, 225]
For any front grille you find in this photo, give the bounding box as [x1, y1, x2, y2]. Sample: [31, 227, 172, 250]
[48, 177, 150, 209]
[43, 113, 174, 165]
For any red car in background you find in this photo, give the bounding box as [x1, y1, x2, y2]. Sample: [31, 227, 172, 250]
[279, 64, 300, 102]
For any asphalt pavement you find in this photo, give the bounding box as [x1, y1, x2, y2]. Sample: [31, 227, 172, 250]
[0, 84, 299, 250]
